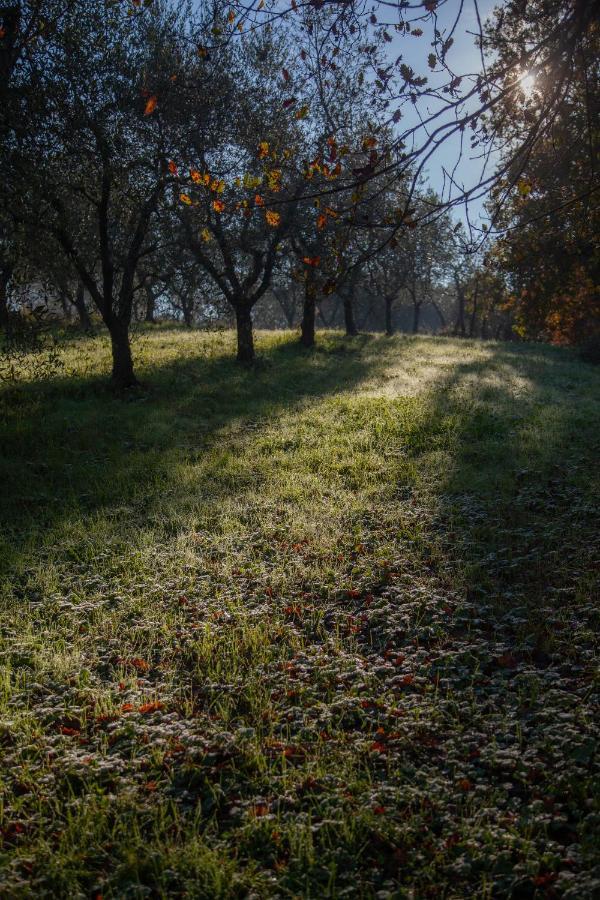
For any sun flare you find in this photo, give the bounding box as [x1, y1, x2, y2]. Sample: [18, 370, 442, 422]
[518, 71, 536, 96]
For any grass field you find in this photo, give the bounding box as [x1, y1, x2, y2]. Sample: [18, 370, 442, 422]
[1, 328, 599, 899]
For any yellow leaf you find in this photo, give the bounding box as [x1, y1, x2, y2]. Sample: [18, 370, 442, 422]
[517, 178, 532, 197]
[190, 169, 202, 183]
[201, 227, 212, 242]
[267, 169, 282, 191]
[180, 193, 192, 205]
[266, 210, 281, 227]
[258, 141, 269, 159]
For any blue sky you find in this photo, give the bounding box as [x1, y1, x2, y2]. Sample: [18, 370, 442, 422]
[388, 0, 498, 229]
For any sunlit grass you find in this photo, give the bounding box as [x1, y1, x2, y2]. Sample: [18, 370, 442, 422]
[0, 327, 598, 897]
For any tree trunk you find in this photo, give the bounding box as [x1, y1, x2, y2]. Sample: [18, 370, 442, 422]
[300, 276, 316, 347]
[385, 295, 394, 336]
[73, 282, 92, 331]
[144, 284, 156, 323]
[0, 264, 12, 332]
[108, 319, 137, 388]
[454, 287, 466, 336]
[343, 291, 358, 337]
[235, 304, 255, 364]
[412, 302, 421, 334]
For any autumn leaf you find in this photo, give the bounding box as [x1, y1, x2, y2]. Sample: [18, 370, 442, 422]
[258, 141, 269, 159]
[190, 169, 202, 183]
[179, 193, 192, 205]
[254, 194, 265, 206]
[295, 105, 309, 120]
[411, 27, 424, 37]
[168, 160, 178, 175]
[139, 702, 164, 714]
[143, 95, 158, 115]
[266, 210, 281, 227]
[228, 9, 235, 23]
[266, 169, 282, 191]
[303, 256, 320, 267]
[362, 136, 377, 151]
[517, 177, 533, 197]
[316, 213, 327, 230]
[200, 227, 211, 242]
[212, 199, 225, 213]
[324, 206, 338, 218]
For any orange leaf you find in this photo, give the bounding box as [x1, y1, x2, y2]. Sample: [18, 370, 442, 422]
[258, 141, 269, 159]
[190, 169, 202, 183]
[180, 193, 192, 205]
[144, 95, 158, 116]
[139, 702, 164, 714]
[254, 193, 265, 206]
[168, 160, 178, 175]
[266, 210, 280, 227]
[303, 256, 320, 267]
[316, 213, 327, 230]
[212, 199, 225, 213]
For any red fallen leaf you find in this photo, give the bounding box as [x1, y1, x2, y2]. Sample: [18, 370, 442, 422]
[496, 653, 518, 669]
[302, 256, 320, 267]
[370, 741, 387, 754]
[458, 778, 473, 791]
[139, 702, 164, 714]
[284, 605, 301, 617]
[144, 781, 158, 792]
[347, 589, 361, 599]
[251, 802, 269, 817]
[401, 673, 414, 685]
[373, 805, 386, 815]
[129, 658, 150, 672]
[59, 726, 79, 736]
[265, 586, 273, 596]
[533, 873, 557, 887]
[178, 595, 188, 606]
[144, 95, 158, 115]
[121, 703, 135, 713]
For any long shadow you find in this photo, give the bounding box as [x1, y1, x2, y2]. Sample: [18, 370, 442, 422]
[0, 331, 392, 580]
[401, 340, 600, 616]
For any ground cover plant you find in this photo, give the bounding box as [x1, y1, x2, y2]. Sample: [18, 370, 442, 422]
[0, 328, 598, 898]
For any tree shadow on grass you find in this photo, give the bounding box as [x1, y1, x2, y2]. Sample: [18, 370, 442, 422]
[404, 341, 600, 619]
[0, 331, 392, 581]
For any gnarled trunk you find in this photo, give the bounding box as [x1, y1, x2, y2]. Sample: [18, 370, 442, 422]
[412, 302, 421, 334]
[235, 304, 254, 364]
[108, 319, 137, 388]
[300, 276, 316, 347]
[385, 295, 394, 336]
[343, 292, 358, 337]
[0, 264, 12, 332]
[145, 284, 156, 324]
[73, 282, 92, 331]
